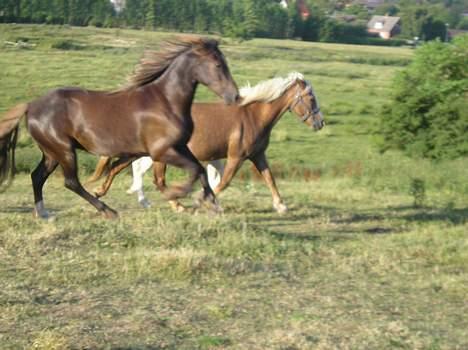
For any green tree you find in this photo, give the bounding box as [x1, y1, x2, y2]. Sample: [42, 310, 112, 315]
[145, 0, 156, 29]
[286, 1, 303, 38]
[421, 16, 448, 41]
[262, 3, 289, 38]
[374, 4, 399, 16]
[302, 8, 324, 42]
[242, 0, 259, 39]
[194, 0, 210, 33]
[379, 35, 468, 159]
[457, 16, 468, 30]
[124, 0, 146, 28]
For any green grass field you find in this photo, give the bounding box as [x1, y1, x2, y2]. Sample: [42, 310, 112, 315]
[0, 24, 467, 349]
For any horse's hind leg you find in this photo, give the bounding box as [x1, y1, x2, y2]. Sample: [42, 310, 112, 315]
[207, 160, 224, 190]
[127, 157, 153, 208]
[128, 157, 153, 193]
[59, 148, 118, 219]
[158, 145, 220, 212]
[31, 153, 58, 219]
[86, 156, 111, 184]
[153, 161, 185, 212]
[250, 152, 287, 214]
[93, 156, 135, 198]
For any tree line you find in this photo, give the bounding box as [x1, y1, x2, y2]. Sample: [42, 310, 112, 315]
[0, 0, 389, 44]
[0, 0, 464, 43]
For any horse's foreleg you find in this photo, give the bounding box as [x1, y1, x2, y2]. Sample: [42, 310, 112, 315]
[94, 156, 135, 198]
[250, 152, 287, 214]
[213, 157, 242, 195]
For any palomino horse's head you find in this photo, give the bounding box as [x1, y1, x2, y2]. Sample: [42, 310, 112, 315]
[288, 79, 324, 130]
[190, 39, 239, 105]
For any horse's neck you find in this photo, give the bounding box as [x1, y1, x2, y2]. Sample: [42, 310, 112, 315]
[254, 92, 291, 130]
[152, 56, 197, 118]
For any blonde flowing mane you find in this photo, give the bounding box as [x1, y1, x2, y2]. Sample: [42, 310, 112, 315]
[239, 72, 305, 106]
[119, 36, 219, 91]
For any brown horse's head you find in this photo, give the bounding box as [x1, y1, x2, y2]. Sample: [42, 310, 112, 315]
[190, 39, 239, 105]
[121, 37, 239, 104]
[288, 79, 324, 131]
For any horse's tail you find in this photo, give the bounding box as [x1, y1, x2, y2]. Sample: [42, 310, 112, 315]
[86, 156, 112, 184]
[0, 103, 28, 191]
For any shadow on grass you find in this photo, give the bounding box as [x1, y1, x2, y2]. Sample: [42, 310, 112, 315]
[0, 206, 63, 214]
[336, 206, 468, 226]
[111, 347, 165, 350]
[250, 203, 467, 242]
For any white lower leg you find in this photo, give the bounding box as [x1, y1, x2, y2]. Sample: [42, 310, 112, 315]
[127, 157, 153, 193]
[136, 189, 151, 208]
[34, 200, 51, 218]
[207, 160, 224, 190]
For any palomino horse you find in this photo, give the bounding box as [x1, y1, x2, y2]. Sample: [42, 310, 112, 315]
[0, 37, 239, 219]
[91, 73, 324, 213]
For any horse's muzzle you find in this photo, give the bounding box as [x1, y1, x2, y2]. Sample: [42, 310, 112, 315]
[223, 92, 240, 105]
[312, 112, 325, 130]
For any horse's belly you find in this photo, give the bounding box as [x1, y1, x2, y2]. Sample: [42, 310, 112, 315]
[74, 130, 144, 157]
[190, 142, 228, 161]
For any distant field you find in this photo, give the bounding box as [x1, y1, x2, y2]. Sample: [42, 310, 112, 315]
[0, 24, 467, 349]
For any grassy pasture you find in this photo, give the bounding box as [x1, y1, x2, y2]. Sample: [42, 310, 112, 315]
[0, 24, 467, 349]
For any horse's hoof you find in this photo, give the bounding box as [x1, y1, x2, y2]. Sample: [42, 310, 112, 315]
[93, 187, 105, 198]
[274, 202, 288, 214]
[164, 185, 187, 200]
[212, 203, 224, 214]
[175, 204, 186, 213]
[102, 208, 119, 219]
[139, 199, 151, 209]
[169, 201, 186, 213]
[33, 209, 55, 222]
[205, 198, 223, 214]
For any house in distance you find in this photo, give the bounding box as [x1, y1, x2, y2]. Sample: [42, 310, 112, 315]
[367, 15, 401, 39]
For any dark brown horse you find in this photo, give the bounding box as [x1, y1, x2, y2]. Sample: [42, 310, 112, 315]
[0, 37, 239, 219]
[90, 73, 324, 213]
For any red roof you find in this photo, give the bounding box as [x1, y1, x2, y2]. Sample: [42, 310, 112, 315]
[296, 0, 310, 20]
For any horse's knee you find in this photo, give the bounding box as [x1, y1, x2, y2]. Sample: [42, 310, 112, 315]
[64, 177, 80, 192]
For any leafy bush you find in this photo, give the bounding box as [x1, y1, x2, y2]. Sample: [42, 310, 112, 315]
[409, 178, 426, 207]
[378, 35, 468, 160]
